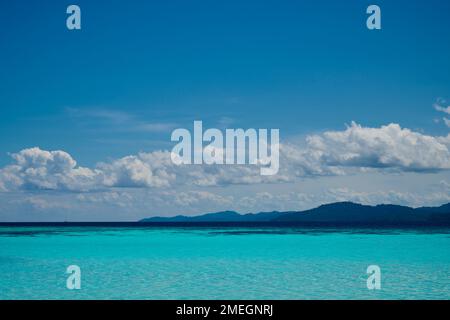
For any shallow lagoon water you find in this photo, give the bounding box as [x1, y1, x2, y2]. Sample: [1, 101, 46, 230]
[0, 226, 449, 299]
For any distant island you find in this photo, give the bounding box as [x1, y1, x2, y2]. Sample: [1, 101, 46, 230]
[140, 202, 450, 225]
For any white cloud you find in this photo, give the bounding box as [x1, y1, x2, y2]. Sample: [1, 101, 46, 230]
[67, 107, 177, 133]
[434, 104, 450, 115]
[1, 123, 449, 193]
[434, 100, 450, 127]
[172, 191, 233, 207]
[0, 147, 98, 191]
[21, 196, 72, 210]
[444, 118, 450, 128]
[97, 151, 176, 188]
[303, 122, 450, 172]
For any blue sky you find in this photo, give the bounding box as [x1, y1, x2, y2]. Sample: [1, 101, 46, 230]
[0, 0, 450, 221]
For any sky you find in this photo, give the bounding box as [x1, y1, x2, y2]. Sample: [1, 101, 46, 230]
[0, 0, 450, 221]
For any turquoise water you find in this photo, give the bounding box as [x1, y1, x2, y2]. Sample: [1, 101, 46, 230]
[0, 226, 449, 300]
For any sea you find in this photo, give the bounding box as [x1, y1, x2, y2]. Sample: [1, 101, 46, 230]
[0, 224, 449, 300]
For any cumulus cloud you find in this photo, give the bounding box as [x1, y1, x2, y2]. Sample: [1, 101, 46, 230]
[1, 123, 449, 192]
[303, 122, 450, 172]
[0, 147, 98, 191]
[98, 151, 176, 188]
[0, 147, 289, 192]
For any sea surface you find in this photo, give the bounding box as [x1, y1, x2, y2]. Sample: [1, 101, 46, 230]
[0, 224, 449, 300]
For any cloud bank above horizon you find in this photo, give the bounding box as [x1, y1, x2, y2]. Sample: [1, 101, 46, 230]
[1, 122, 449, 193]
[1, 122, 449, 221]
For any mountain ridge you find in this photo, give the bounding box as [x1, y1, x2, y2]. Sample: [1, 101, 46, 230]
[140, 201, 450, 225]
